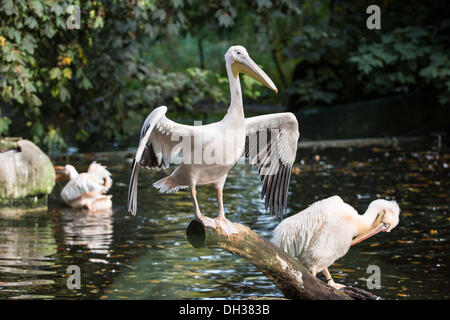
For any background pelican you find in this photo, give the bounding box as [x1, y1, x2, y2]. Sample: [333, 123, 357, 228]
[128, 45, 299, 235]
[55, 161, 113, 212]
[271, 196, 400, 289]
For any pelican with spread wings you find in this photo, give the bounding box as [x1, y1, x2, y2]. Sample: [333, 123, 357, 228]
[55, 161, 113, 212]
[128, 45, 299, 235]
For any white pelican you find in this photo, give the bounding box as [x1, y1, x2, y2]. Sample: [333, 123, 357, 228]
[128, 45, 299, 235]
[55, 161, 113, 211]
[271, 196, 400, 289]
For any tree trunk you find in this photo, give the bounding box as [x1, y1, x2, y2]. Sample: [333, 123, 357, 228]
[186, 219, 351, 300]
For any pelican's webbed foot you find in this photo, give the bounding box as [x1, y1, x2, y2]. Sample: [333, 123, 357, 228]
[197, 215, 217, 230]
[215, 216, 239, 235]
[322, 268, 346, 290]
[328, 281, 346, 290]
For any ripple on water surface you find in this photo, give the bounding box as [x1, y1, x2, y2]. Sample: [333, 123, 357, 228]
[0, 141, 448, 299]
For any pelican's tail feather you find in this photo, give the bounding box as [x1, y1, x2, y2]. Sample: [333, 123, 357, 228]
[127, 160, 139, 215]
[153, 176, 187, 193]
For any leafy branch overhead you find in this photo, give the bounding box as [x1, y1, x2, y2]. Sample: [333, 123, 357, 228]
[0, 0, 300, 152]
[0, 0, 448, 152]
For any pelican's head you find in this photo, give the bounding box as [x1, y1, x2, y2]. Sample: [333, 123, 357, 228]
[54, 164, 78, 181]
[351, 199, 400, 246]
[375, 200, 401, 232]
[225, 45, 278, 93]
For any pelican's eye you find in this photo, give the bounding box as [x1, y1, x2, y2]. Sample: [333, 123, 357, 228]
[237, 51, 241, 55]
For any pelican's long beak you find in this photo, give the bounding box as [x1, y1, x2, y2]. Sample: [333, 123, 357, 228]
[233, 56, 278, 93]
[54, 165, 64, 173]
[350, 223, 389, 246]
[54, 166, 67, 182]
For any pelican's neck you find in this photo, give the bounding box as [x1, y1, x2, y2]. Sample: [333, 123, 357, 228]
[225, 62, 244, 118]
[355, 204, 381, 236]
[66, 166, 79, 180]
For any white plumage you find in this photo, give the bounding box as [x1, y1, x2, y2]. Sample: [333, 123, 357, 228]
[272, 196, 400, 289]
[128, 46, 299, 235]
[56, 161, 113, 212]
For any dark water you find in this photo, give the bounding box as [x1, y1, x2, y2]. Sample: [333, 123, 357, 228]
[0, 141, 448, 300]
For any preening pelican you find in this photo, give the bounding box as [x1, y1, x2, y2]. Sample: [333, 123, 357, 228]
[271, 196, 400, 289]
[128, 45, 299, 235]
[55, 161, 113, 212]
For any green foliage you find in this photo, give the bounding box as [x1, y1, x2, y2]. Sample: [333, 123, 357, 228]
[0, 0, 121, 151]
[126, 65, 228, 111]
[350, 26, 450, 105]
[0, 108, 11, 136]
[0, 0, 447, 152]
[283, 1, 449, 109]
[280, 1, 349, 107]
[419, 52, 450, 106]
[0, 0, 302, 152]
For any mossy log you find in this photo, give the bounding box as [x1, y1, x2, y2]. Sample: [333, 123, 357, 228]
[187, 219, 382, 300]
[187, 219, 351, 300]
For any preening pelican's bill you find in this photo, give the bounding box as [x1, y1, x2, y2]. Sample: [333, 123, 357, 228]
[128, 45, 299, 235]
[55, 161, 113, 212]
[271, 196, 400, 289]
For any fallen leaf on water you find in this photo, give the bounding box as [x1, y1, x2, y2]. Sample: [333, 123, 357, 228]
[397, 240, 415, 244]
[402, 212, 413, 217]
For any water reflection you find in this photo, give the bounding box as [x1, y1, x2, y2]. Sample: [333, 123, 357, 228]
[0, 141, 448, 300]
[59, 208, 114, 255]
[0, 211, 57, 299]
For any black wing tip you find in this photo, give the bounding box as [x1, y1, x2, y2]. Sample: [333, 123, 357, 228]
[261, 164, 292, 219]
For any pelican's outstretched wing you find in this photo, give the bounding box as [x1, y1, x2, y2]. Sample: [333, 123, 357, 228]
[244, 112, 299, 217]
[61, 173, 107, 204]
[88, 161, 112, 192]
[128, 106, 195, 215]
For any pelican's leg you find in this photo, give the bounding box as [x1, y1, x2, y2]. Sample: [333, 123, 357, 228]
[190, 186, 216, 229]
[214, 187, 238, 235]
[322, 268, 345, 290]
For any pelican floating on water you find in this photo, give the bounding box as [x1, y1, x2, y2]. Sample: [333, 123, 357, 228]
[271, 196, 400, 289]
[55, 162, 113, 211]
[128, 45, 299, 234]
